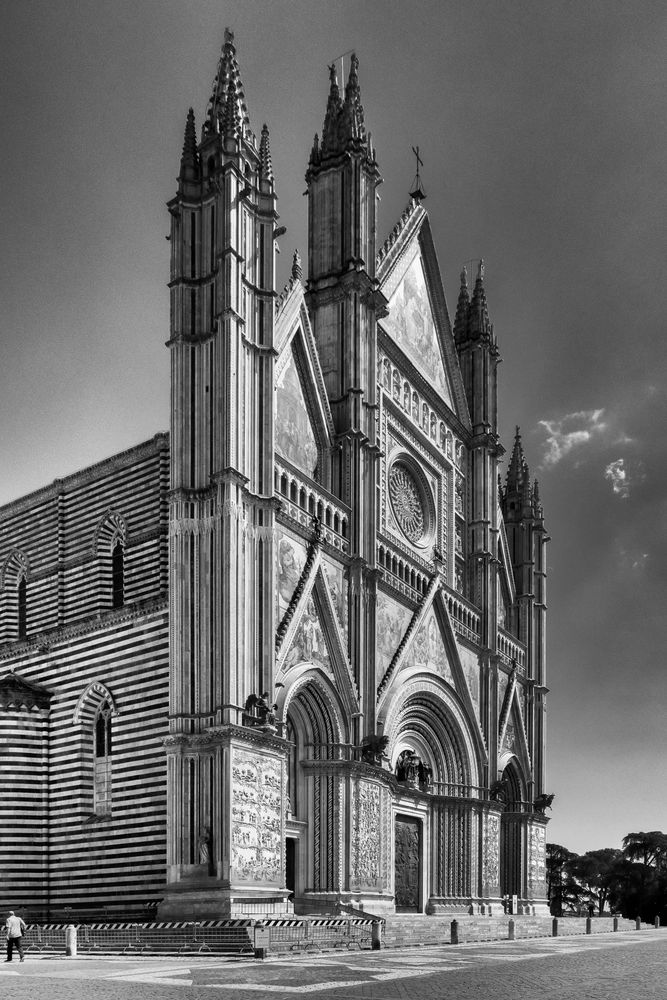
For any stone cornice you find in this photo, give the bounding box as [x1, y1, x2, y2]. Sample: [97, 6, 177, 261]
[164, 723, 288, 754]
[0, 434, 169, 520]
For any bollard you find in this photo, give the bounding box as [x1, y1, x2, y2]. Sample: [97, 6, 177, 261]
[655, 916, 660, 929]
[451, 919, 459, 945]
[508, 918, 515, 941]
[585, 917, 592, 935]
[552, 917, 558, 937]
[371, 921, 382, 951]
[65, 924, 77, 958]
[635, 916, 641, 930]
[613, 916, 618, 932]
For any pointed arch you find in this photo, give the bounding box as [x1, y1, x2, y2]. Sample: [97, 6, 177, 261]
[0, 549, 30, 641]
[72, 680, 118, 726]
[381, 675, 484, 790]
[93, 510, 127, 610]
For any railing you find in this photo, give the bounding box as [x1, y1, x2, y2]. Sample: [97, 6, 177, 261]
[275, 462, 350, 554]
[497, 628, 526, 672]
[444, 588, 481, 643]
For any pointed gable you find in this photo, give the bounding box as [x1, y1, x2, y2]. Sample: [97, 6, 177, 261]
[275, 344, 319, 477]
[382, 252, 453, 407]
[411, 607, 454, 686]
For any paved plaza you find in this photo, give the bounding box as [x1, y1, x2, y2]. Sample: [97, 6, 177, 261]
[1, 929, 665, 999]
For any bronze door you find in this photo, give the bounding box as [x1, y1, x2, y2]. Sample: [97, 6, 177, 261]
[394, 816, 421, 911]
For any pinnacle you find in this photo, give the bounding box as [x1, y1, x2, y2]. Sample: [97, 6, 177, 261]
[317, 54, 369, 163]
[206, 27, 253, 142]
[467, 258, 490, 337]
[179, 107, 200, 183]
[259, 124, 273, 182]
[453, 266, 470, 342]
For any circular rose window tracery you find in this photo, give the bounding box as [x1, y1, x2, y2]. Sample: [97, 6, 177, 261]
[389, 463, 426, 544]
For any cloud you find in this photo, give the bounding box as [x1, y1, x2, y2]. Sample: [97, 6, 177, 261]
[538, 409, 606, 467]
[605, 458, 630, 498]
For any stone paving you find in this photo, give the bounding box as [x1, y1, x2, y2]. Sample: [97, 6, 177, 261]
[0, 929, 665, 999]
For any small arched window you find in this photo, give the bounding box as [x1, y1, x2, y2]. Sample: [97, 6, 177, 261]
[94, 699, 113, 816]
[112, 540, 124, 609]
[17, 576, 27, 639]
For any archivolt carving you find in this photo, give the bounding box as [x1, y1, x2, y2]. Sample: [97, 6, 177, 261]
[93, 510, 127, 554]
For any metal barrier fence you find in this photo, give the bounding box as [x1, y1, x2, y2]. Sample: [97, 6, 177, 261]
[258, 918, 378, 952]
[21, 917, 379, 956]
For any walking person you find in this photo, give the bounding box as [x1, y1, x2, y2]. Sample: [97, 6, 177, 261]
[5, 910, 26, 962]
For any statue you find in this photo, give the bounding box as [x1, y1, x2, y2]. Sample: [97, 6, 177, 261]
[396, 749, 421, 785]
[533, 793, 555, 814]
[198, 827, 211, 865]
[489, 778, 508, 803]
[359, 733, 389, 765]
[244, 692, 277, 728]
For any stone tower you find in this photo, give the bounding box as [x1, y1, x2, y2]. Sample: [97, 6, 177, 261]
[161, 29, 287, 917]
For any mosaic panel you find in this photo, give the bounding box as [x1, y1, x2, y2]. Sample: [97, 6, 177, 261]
[275, 346, 318, 477]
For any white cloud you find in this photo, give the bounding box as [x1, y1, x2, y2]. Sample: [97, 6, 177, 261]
[605, 458, 630, 498]
[538, 409, 606, 467]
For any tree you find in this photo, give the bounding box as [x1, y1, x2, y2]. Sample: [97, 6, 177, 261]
[546, 843, 579, 916]
[569, 848, 624, 915]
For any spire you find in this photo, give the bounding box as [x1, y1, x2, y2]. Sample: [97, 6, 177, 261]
[317, 54, 370, 163]
[259, 123, 273, 182]
[521, 460, 532, 505]
[291, 249, 302, 282]
[453, 266, 470, 342]
[467, 259, 491, 337]
[506, 426, 526, 496]
[223, 78, 241, 141]
[206, 28, 253, 143]
[341, 53, 366, 143]
[179, 107, 199, 184]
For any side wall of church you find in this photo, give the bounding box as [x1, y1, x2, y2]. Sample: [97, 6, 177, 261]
[0, 435, 170, 920]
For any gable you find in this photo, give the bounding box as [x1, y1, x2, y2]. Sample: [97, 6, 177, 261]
[275, 344, 319, 477]
[382, 252, 453, 407]
[410, 607, 454, 686]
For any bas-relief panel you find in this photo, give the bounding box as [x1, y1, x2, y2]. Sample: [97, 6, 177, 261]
[383, 255, 452, 407]
[482, 812, 500, 889]
[275, 346, 318, 477]
[231, 748, 283, 884]
[350, 781, 384, 889]
[321, 554, 348, 645]
[457, 644, 480, 716]
[276, 528, 308, 623]
[376, 591, 413, 687]
[528, 824, 547, 891]
[410, 608, 453, 686]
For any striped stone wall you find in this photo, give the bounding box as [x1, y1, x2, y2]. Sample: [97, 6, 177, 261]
[0, 435, 170, 920]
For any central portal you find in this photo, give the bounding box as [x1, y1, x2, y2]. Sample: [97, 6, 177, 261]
[394, 815, 421, 912]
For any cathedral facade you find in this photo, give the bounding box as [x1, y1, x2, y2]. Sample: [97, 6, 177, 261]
[0, 33, 549, 921]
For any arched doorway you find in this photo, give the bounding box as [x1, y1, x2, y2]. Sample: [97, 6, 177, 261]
[280, 673, 347, 911]
[499, 757, 527, 898]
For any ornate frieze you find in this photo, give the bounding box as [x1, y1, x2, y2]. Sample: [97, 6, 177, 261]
[231, 747, 284, 885]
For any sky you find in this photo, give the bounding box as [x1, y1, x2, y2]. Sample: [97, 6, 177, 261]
[1, 0, 666, 856]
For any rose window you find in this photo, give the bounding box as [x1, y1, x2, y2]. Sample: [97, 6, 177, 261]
[389, 463, 426, 543]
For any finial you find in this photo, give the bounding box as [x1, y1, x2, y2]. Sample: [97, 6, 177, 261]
[224, 27, 234, 47]
[477, 258, 485, 282]
[259, 123, 273, 182]
[460, 266, 468, 288]
[409, 145, 426, 202]
[291, 249, 302, 281]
